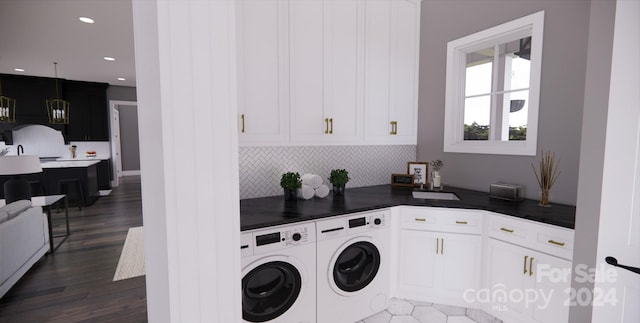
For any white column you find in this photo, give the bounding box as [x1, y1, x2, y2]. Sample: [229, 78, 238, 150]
[132, 1, 241, 322]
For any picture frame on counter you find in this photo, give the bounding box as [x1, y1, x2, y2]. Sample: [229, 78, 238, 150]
[391, 174, 415, 187]
[407, 162, 428, 186]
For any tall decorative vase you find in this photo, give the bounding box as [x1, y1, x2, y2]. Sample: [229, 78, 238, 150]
[539, 189, 551, 207]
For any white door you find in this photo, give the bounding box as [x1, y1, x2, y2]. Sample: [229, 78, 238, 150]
[485, 239, 530, 320]
[112, 108, 122, 180]
[397, 230, 438, 295]
[236, 0, 289, 144]
[439, 233, 482, 294]
[289, 0, 324, 142]
[592, 0, 640, 321]
[529, 251, 572, 323]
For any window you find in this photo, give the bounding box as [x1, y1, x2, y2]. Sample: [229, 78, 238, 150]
[444, 11, 544, 155]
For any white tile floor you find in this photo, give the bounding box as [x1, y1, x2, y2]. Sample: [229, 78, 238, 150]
[356, 298, 502, 323]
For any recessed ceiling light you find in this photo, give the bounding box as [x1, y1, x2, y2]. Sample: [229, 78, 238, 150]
[117, 77, 126, 81]
[79, 17, 95, 24]
[103, 56, 115, 61]
[14, 68, 25, 72]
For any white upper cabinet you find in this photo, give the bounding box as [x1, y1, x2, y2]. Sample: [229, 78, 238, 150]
[238, 0, 421, 146]
[364, 0, 421, 145]
[290, 0, 362, 144]
[236, 0, 290, 145]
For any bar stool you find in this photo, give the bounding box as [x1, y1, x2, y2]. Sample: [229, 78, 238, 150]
[58, 179, 85, 211]
[28, 180, 47, 196]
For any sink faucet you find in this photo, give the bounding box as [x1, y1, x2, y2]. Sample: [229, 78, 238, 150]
[17, 144, 24, 156]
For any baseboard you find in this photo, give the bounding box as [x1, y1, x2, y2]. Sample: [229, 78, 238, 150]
[122, 170, 141, 176]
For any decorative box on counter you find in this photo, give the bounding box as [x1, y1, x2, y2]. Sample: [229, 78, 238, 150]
[489, 183, 524, 201]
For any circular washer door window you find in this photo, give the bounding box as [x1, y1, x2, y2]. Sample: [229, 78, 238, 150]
[242, 261, 302, 322]
[333, 241, 381, 292]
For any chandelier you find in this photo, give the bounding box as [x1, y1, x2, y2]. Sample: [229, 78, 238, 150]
[46, 62, 70, 124]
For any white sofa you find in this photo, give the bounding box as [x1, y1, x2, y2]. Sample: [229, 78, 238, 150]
[0, 200, 49, 298]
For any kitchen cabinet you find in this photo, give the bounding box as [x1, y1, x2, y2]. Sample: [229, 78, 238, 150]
[236, 0, 289, 144]
[63, 81, 109, 141]
[364, 0, 420, 145]
[289, 0, 362, 143]
[235, 0, 419, 146]
[485, 238, 572, 323]
[396, 207, 483, 306]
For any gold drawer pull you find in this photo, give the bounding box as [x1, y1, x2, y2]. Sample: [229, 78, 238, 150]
[548, 240, 565, 246]
[500, 227, 514, 233]
[524, 255, 528, 274]
[529, 257, 534, 276]
[456, 221, 468, 224]
[415, 218, 426, 222]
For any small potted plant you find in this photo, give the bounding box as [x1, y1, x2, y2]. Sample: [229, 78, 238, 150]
[329, 169, 350, 196]
[280, 172, 302, 201]
[431, 160, 444, 189]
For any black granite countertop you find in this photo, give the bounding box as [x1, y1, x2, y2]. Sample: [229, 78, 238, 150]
[240, 185, 576, 231]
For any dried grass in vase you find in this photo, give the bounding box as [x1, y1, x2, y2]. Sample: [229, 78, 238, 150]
[532, 150, 561, 207]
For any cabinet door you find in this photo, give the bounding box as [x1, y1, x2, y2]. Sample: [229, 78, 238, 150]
[530, 251, 572, 323]
[485, 239, 530, 319]
[363, 0, 393, 142]
[398, 230, 438, 295]
[389, 0, 420, 144]
[321, 0, 362, 143]
[289, 0, 324, 141]
[439, 233, 482, 294]
[236, 0, 289, 144]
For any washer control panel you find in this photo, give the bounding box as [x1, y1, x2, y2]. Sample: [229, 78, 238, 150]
[348, 213, 386, 230]
[250, 222, 316, 254]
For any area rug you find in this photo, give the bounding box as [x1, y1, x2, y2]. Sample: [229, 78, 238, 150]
[113, 226, 145, 281]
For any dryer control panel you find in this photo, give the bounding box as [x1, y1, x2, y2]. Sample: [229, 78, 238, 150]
[249, 222, 316, 255]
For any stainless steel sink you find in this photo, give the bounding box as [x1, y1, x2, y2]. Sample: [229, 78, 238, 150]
[412, 191, 461, 200]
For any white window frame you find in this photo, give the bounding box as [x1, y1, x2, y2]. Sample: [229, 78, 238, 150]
[444, 11, 544, 156]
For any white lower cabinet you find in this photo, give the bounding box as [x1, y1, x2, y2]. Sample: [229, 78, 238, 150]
[396, 208, 483, 306]
[485, 238, 572, 323]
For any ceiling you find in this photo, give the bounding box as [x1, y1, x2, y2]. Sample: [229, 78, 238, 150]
[0, 0, 136, 87]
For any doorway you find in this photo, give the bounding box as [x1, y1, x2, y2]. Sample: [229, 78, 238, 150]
[109, 100, 140, 187]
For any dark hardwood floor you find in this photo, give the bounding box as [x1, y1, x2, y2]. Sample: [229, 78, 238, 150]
[0, 176, 148, 322]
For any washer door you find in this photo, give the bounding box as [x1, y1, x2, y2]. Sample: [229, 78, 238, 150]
[332, 240, 381, 293]
[242, 261, 302, 322]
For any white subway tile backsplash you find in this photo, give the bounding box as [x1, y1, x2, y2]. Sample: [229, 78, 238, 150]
[239, 145, 417, 199]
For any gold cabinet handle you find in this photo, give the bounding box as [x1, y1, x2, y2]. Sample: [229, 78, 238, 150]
[325, 118, 329, 134]
[500, 227, 514, 233]
[436, 238, 439, 255]
[329, 118, 333, 134]
[456, 221, 468, 224]
[548, 240, 565, 246]
[241, 114, 245, 133]
[440, 238, 444, 255]
[414, 218, 426, 222]
[389, 121, 395, 135]
[529, 257, 534, 276]
[524, 255, 528, 274]
[394, 121, 398, 134]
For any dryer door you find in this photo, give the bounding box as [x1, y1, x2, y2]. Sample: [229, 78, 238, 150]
[242, 261, 302, 322]
[332, 240, 381, 293]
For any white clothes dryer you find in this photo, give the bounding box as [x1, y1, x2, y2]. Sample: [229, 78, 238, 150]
[316, 210, 391, 323]
[241, 222, 316, 323]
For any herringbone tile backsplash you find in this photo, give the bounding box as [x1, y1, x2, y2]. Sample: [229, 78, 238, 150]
[239, 145, 417, 199]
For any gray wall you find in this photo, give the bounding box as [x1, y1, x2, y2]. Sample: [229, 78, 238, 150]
[416, 0, 591, 205]
[119, 106, 141, 171]
[107, 85, 137, 102]
[570, 0, 616, 322]
[107, 85, 140, 172]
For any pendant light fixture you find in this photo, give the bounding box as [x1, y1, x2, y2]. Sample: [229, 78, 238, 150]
[0, 79, 16, 123]
[46, 62, 70, 124]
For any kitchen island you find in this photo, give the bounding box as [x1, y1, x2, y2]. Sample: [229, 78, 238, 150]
[0, 160, 100, 206]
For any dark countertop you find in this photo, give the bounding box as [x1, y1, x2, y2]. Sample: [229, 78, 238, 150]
[240, 185, 576, 231]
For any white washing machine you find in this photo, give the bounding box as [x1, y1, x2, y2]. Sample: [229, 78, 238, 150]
[241, 222, 316, 323]
[316, 210, 391, 323]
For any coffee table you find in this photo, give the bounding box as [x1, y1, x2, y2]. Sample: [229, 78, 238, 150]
[1, 195, 70, 253]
